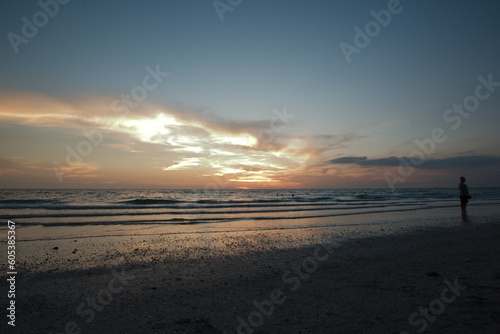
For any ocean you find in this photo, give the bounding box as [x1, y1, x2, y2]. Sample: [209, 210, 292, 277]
[2, 188, 500, 236]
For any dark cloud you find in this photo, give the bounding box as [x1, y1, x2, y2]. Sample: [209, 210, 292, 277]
[423, 156, 500, 169]
[328, 156, 367, 164]
[329, 156, 401, 167]
[328, 155, 500, 169]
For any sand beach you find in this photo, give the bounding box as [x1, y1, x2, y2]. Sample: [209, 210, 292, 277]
[2, 205, 500, 334]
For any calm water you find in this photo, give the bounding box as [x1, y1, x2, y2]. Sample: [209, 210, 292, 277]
[1, 188, 499, 228]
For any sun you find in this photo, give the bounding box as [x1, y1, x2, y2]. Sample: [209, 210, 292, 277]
[122, 113, 178, 142]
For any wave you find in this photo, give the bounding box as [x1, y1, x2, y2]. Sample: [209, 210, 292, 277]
[16, 217, 231, 227]
[11, 202, 468, 227]
[120, 196, 338, 206]
[119, 199, 182, 205]
[0, 197, 459, 212]
[2, 189, 499, 226]
[0, 199, 56, 205]
[2, 201, 342, 211]
[5, 202, 423, 220]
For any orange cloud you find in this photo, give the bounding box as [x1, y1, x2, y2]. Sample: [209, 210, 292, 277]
[0, 90, 370, 188]
[0, 157, 54, 175]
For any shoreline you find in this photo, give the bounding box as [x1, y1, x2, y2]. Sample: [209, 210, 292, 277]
[2, 204, 500, 275]
[4, 200, 500, 242]
[4, 215, 500, 333]
[2, 198, 500, 239]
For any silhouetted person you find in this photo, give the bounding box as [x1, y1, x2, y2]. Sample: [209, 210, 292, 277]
[459, 176, 471, 215]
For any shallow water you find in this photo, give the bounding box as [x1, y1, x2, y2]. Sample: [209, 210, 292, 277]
[1, 188, 499, 240]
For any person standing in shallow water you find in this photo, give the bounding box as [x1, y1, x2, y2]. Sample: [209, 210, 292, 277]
[459, 176, 471, 215]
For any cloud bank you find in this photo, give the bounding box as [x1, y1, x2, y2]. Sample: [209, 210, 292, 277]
[0, 90, 364, 187]
[328, 155, 500, 169]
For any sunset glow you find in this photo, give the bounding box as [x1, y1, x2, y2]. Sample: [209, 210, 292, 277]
[1, 1, 499, 189]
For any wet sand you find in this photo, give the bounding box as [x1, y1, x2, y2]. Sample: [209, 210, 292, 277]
[2, 214, 500, 333]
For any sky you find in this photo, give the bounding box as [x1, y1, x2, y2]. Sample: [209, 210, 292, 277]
[0, 0, 499, 189]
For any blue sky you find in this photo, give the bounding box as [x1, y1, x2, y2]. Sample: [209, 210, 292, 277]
[1, 0, 499, 189]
